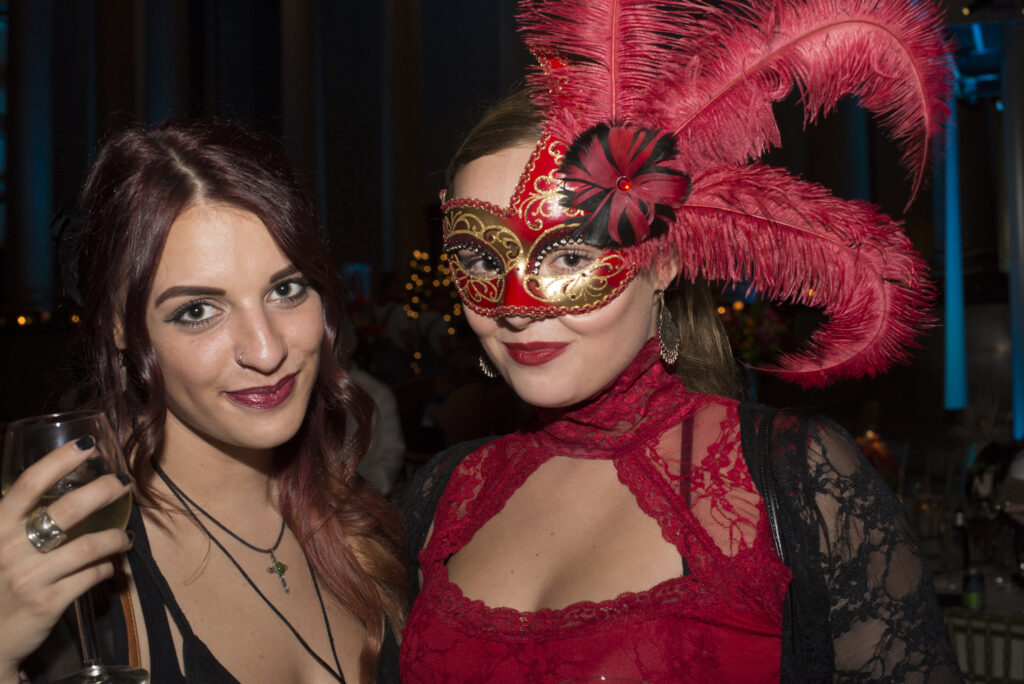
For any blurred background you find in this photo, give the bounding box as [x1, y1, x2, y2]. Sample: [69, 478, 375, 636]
[0, 0, 1021, 511]
[2, 3, 1024, 673]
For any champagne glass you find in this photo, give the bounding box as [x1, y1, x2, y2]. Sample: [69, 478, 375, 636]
[2, 411, 148, 683]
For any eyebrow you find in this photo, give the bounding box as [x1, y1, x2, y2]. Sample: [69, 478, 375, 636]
[153, 266, 302, 307]
[270, 265, 301, 283]
[154, 286, 226, 307]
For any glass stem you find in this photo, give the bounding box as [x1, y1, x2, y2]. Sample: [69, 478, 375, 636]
[73, 590, 105, 674]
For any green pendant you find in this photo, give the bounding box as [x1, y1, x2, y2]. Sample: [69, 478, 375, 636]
[267, 552, 290, 593]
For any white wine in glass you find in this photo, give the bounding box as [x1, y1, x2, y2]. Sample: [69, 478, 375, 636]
[2, 411, 147, 683]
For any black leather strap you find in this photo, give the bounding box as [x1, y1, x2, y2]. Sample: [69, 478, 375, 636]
[756, 407, 786, 564]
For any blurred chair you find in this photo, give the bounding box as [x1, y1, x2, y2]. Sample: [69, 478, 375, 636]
[946, 607, 1024, 683]
[913, 493, 962, 573]
[888, 438, 910, 498]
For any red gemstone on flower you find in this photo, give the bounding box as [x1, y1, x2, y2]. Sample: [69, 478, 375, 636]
[560, 123, 691, 246]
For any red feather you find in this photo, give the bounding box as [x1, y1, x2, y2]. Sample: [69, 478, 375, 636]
[627, 163, 935, 386]
[516, 0, 951, 386]
[653, 0, 953, 205]
[520, 0, 699, 130]
[521, 0, 952, 204]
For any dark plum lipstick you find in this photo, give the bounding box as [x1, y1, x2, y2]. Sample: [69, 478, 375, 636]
[503, 341, 569, 366]
[224, 373, 296, 409]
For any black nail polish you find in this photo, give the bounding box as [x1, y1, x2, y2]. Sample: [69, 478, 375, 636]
[116, 472, 132, 486]
[125, 530, 135, 546]
[75, 435, 95, 451]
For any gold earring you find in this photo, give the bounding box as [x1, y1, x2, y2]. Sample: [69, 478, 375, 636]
[479, 354, 498, 378]
[657, 290, 679, 365]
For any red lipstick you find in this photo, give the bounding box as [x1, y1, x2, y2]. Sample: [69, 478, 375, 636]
[225, 373, 296, 409]
[503, 341, 569, 366]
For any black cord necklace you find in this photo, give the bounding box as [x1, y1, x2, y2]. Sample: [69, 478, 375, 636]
[162, 471, 291, 592]
[153, 464, 345, 683]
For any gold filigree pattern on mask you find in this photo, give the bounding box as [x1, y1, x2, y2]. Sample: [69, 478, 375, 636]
[443, 206, 510, 306]
[444, 206, 524, 265]
[523, 252, 632, 307]
[517, 138, 581, 233]
[443, 204, 634, 312]
[457, 271, 504, 307]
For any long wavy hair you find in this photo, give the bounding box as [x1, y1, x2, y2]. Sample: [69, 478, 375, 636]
[446, 91, 744, 399]
[73, 118, 405, 680]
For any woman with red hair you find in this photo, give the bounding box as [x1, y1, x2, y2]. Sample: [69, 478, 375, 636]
[1, 119, 405, 684]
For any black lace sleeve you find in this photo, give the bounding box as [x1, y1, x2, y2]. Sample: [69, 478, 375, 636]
[395, 437, 494, 603]
[376, 437, 495, 684]
[756, 407, 961, 682]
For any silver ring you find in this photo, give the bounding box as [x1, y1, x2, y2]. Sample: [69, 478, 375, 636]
[237, 352, 243, 364]
[25, 507, 67, 553]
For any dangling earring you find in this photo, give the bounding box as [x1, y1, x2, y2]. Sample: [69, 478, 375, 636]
[479, 354, 499, 378]
[657, 290, 680, 365]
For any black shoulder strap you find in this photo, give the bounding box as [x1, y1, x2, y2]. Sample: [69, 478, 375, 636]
[126, 506, 241, 683]
[740, 403, 834, 683]
[125, 507, 191, 682]
[755, 407, 786, 564]
[739, 404, 786, 561]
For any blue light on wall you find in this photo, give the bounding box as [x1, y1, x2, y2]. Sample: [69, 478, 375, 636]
[944, 101, 968, 410]
[1005, 21, 1024, 440]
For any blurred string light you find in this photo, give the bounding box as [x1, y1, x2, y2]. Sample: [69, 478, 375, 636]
[401, 250, 462, 374]
[402, 249, 458, 324]
[1, 312, 81, 329]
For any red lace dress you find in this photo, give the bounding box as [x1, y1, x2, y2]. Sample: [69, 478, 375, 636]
[400, 342, 791, 683]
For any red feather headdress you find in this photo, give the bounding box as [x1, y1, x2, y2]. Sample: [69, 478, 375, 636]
[517, 0, 953, 387]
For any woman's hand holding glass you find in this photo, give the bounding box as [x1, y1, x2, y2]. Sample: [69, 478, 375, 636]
[0, 413, 135, 683]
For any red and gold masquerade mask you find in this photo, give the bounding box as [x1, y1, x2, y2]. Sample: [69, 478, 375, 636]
[442, 135, 637, 318]
[444, 0, 951, 386]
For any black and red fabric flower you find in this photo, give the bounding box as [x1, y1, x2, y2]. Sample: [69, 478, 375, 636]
[560, 123, 691, 247]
